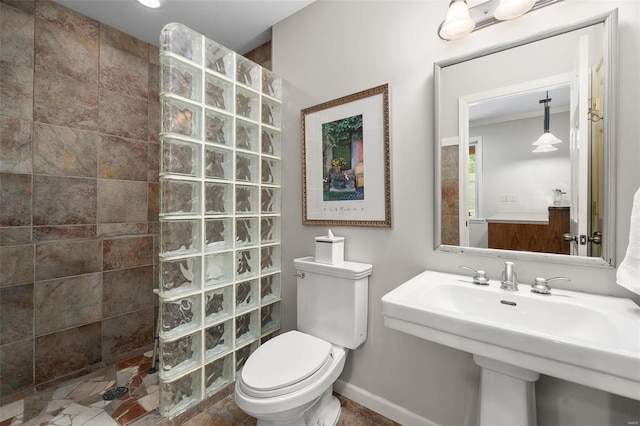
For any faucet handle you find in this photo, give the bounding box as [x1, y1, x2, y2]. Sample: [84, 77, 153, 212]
[531, 276, 570, 295]
[458, 265, 490, 286]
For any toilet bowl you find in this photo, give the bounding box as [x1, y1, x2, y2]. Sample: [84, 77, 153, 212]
[235, 331, 347, 426]
[235, 257, 372, 426]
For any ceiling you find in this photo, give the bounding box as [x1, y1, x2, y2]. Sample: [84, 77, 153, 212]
[469, 85, 570, 124]
[53, 0, 315, 54]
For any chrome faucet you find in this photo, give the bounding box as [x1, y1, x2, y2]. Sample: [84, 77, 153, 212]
[500, 261, 518, 291]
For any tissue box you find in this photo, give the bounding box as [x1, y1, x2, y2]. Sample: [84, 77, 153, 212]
[315, 235, 344, 264]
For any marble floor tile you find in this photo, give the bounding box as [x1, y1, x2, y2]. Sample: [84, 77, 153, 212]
[1, 351, 398, 426]
[51, 383, 79, 400]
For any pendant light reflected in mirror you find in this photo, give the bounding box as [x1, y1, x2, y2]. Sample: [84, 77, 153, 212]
[532, 91, 562, 153]
[532, 143, 558, 153]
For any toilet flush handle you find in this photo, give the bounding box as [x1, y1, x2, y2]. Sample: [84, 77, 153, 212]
[295, 272, 305, 279]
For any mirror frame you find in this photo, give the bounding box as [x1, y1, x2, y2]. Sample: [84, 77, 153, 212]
[434, 9, 618, 268]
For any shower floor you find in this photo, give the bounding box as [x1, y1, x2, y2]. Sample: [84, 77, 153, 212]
[0, 352, 399, 425]
[0, 351, 159, 425]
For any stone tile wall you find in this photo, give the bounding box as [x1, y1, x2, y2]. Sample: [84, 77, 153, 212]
[244, 41, 272, 71]
[441, 145, 460, 245]
[0, 0, 160, 402]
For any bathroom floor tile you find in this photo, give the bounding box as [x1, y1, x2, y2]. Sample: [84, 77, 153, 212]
[1, 351, 399, 426]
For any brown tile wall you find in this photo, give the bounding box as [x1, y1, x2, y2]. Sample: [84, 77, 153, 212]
[0, 0, 160, 401]
[244, 41, 272, 71]
[441, 145, 460, 245]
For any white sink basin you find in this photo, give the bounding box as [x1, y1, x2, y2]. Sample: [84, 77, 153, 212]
[381, 270, 640, 401]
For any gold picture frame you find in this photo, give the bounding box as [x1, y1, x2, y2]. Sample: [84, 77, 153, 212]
[302, 84, 391, 227]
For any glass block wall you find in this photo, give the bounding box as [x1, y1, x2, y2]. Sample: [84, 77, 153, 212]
[158, 23, 282, 418]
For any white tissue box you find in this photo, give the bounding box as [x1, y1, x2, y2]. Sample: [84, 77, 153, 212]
[315, 235, 344, 264]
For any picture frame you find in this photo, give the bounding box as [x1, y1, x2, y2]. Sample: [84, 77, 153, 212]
[301, 84, 391, 227]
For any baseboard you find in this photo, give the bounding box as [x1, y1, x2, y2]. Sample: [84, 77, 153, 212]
[334, 379, 441, 426]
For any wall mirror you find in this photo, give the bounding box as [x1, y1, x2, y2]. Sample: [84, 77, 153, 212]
[434, 9, 617, 267]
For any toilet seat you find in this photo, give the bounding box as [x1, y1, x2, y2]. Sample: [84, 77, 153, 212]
[239, 331, 333, 398]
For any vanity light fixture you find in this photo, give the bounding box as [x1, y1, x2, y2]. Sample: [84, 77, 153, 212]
[136, 0, 166, 9]
[494, 0, 537, 20]
[532, 91, 561, 153]
[438, 0, 476, 41]
[438, 0, 563, 41]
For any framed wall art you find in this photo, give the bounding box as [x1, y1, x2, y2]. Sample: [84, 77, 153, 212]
[302, 84, 391, 227]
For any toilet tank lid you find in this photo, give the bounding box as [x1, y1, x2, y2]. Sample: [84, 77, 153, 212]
[241, 331, 331, 391]
[294, 256, 373, 279]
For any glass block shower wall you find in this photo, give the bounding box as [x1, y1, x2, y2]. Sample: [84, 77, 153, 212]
[158, 23, 282, 418]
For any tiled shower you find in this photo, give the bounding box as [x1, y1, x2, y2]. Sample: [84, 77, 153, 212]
[0, 0, 160, 401]
[440, 145, 460, 245]
[0, 1, 280, 414]
[157, 24, 282, 417]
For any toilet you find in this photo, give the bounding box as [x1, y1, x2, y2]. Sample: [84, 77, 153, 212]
[235, 256, 373, 426]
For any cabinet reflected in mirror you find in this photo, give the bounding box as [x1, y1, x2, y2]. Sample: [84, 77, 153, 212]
[435, 10, 617, 267]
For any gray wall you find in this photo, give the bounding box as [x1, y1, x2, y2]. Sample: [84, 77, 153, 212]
[273, 1, 640, 425]
[471, 111, 571, 219]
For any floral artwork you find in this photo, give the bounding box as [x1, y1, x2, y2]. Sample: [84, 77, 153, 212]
[302, 84, 391, 226]
[321, 114, 363, 201]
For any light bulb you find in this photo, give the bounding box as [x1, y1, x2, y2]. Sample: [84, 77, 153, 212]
[439, 0, 475, 41]
[494, 0, 536, 20]
[136, 0, 166, 9]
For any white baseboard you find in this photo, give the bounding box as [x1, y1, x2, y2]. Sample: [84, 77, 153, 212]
[333, 379, 441, 426]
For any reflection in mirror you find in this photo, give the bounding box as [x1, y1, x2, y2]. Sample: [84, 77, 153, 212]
[464, 83, 573, 253]
[435, 10, 617, 266]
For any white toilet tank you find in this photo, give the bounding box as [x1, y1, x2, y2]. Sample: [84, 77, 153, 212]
[293, 256, 373, 349]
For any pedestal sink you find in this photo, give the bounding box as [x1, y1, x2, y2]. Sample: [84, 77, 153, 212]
[381, 270, 640, 426]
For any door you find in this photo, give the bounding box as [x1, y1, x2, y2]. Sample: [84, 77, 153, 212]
[568, 35, 591, 256]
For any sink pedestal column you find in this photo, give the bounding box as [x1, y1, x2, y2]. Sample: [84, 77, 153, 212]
[473, 355, 540, 426]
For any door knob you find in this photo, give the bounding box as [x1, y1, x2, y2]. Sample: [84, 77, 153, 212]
[588, 231, 602, 244]
[562, 233, 577, 242]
